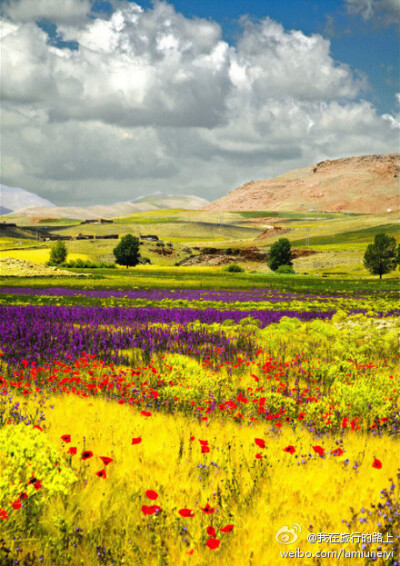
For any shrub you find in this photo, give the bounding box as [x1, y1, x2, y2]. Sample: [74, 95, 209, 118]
[268, 238, 292, 271]
[224, 264, 244, 273]
[49, 241, 67, 265]
[276, 264, 295, 274]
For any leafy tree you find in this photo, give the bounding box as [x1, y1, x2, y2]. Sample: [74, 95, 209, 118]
[397, 243, 400, 269]
[49, 240, 67, 265]
[268, 238, 292, 271]
[113, 234, 140, 268]
[363, 233, 397, 279]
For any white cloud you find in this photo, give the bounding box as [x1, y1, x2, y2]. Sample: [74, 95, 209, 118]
[345, 0, 400, 24]
[0, 1, 398, 205]
[2, 0, 91, 25]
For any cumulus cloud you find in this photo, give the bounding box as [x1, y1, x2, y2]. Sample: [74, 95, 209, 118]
[345, 0, 400, 24]
[0, 1, 398, 205]
[1, 0, 92, 25]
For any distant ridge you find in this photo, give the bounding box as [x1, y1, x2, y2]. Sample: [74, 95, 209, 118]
[0, 184, 54, 214]
[203, 153, 400, 214]
[7, 193, 209, 220]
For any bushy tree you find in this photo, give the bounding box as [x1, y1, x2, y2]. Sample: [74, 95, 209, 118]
[363, 233, 397, 279]
[113, 234, 140, 268]
[49, 240, 67, 265]
[397, 243, 400, 269]
[268, 238, 292, 271]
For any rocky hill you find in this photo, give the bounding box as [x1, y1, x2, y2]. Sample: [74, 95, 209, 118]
[203, 154, 399, 213]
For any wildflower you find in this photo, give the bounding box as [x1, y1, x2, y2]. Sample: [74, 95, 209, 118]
[255, 453, 263, 459]
[179, 508, 195, 518]
[11, 500, 22, 510]
[100, 457, 113, 466]
[201, 445, 210, 454]
[283, 445, 295, 454]
[141, 505, 161, 515]
[372, 458, 382, 469]
[201, 503, 215, 514]
[96, 469, 107, 478]
[312, 445, 325, 456]
[145, 490, 158, 501]
[82, 450, 93, 460]
[332, 448, 344, 457]
[220, 525, 234, 533]
[254, 438, 265, 448]
[141, 411, 152, 417]
[207, 526, 216, 536]
[61, 435, 71, 443]
[206, 538, 220, 550]
[0, 508, 8, 520]
[131, 437, 142, 445]
[68, 447, 77, 455]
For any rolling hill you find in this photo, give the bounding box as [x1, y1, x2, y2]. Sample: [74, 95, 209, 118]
[203, 153, 400, 214]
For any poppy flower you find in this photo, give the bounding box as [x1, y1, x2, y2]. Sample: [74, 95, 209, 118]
[206, 538, 220, 550]
[254, 438, 265, 448]
[201, 445, 210, 454]
[372, 458, 382, 469]
[82, 450, 93, 460]
[255, 453, 263, 459]
[141, 411, 152, 417]
[0, 508, 8, 520]
[96, 469, 107, 478]
[131, 437, 142, 445]
[19, 492, 28, 501]
[186, 549, 194, 555]
[145, 490, 158, 501]
[190, 436, 195, 441]
[207, 526, 216, 536]
[11, 500, 22, 510]
[34, 480, 41, 490]
[61, 435, 71, 443]
[179, 508, 194, 518]
[312, 445, 325, 456]
[68, 447, 77, 455]
[141, 505, 161, 515]
[283, 445, 295, 454]
[331, 448, 344, 457]
[33, 425, 43, 432]
[201, 503, 215, 514]
[220, 525, 234, 533]
[100, 457, 113, 466]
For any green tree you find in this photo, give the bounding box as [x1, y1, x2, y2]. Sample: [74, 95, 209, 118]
[49, 240, 67, 265]
[268, 238, 292, 271]
[397, 243, 400, 269]
[363, 233, 397, 279]
[113, 234, 140, 268]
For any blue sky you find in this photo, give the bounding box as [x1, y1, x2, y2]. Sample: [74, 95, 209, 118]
[1, 0, 399, 205]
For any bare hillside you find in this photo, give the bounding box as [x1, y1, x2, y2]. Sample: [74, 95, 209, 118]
[203, 154, 400, 213]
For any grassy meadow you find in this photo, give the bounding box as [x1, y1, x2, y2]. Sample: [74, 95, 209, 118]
[0, 209, 399, 565]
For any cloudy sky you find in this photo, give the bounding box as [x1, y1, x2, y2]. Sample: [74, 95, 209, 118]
[1, 0, 399, 206]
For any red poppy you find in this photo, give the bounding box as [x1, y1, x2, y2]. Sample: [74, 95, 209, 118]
[220, 525, 234, 533]
[255, 453, 263, 459]
[199, 440, 208, 446]
[190, 436, 195, 441]
[131, 437, 142, 445]
[33, 425, 43, 432]
[68, 447, 77, 455]
[11, 500, 22, 510]
[141, 505, 161, 515]
[179, 508, 195, 518]
[82, 450, 93, 460]
[61, 435, 71, 443]
[19, 492, 28, 500]
[312, 445, 325, 456]
[372, 458, 382, 469]
[331, 448, 344, 457]
[100, 456, 113, 466]
[0, 508, 8, 520]
[34, 480, 41, 490]
[201, 503, 215, 514]
[207, 526, 216, 536]
[145, 490, 158, 501]
[96, 469, 107, 478]
[254, 438, 265, 448]
[341, 417, 348, 428]
[141, 411, 152, 417]
[283, 445, 295, 454]
[206, 538, 220, 550]
[201, 445, 210, 454]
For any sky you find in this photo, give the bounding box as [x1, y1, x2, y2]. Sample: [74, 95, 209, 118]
[1, 0, 399, 206]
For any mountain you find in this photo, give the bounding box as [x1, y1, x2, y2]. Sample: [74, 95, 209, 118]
[203, 154, 400, 214]
[7, 194, 209, 220]
[0, 184, 54, 214]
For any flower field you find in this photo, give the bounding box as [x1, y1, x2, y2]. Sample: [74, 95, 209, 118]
[0, 286, 399, 565]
